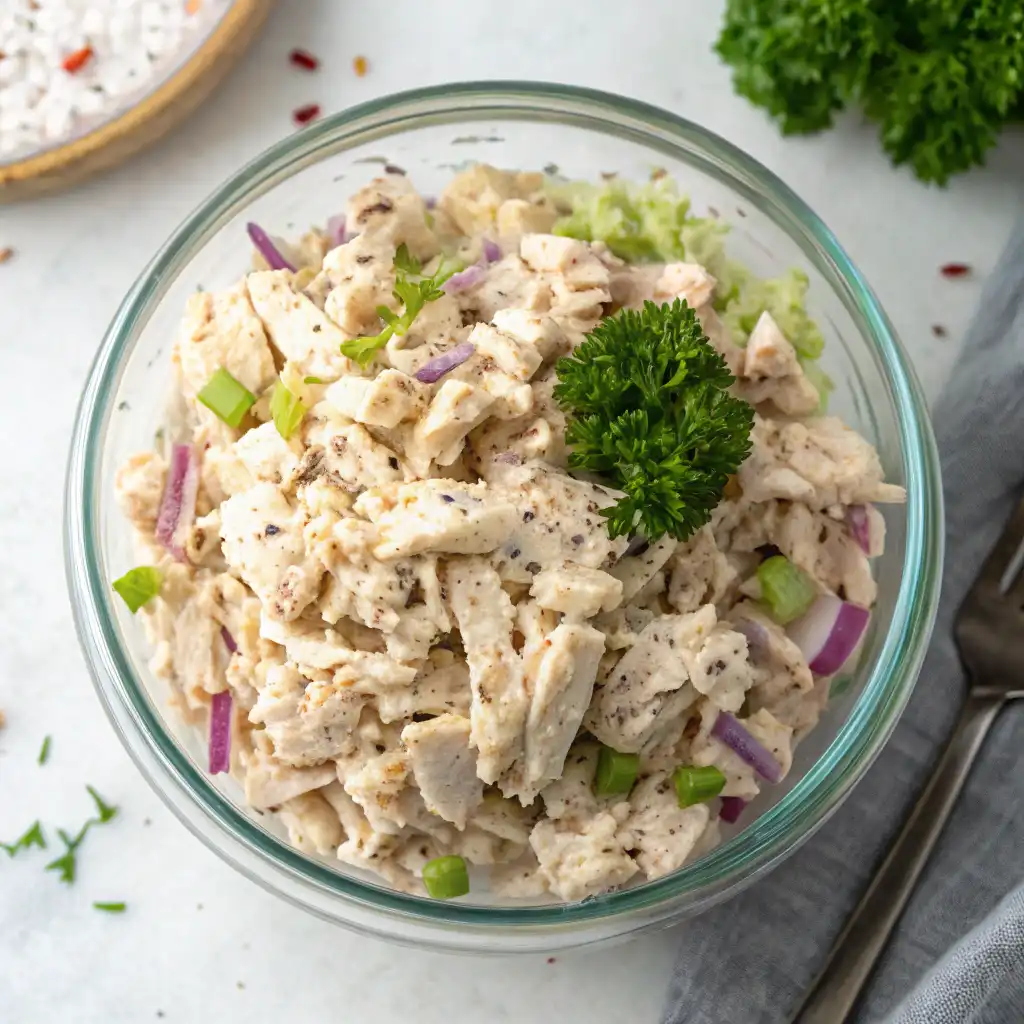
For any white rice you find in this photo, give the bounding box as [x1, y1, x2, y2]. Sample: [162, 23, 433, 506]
[0, 0, 230, 162]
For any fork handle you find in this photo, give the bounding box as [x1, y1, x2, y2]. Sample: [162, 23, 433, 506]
[790, 691, 1005, 1024]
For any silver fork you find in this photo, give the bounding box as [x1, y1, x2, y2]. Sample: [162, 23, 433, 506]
[791, 498, 1024, 1024]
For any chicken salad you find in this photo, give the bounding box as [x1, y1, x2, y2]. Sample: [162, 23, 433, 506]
[113, 164, 904, 902]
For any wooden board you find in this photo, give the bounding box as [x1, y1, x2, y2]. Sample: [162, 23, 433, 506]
[0, 0, 275, 203]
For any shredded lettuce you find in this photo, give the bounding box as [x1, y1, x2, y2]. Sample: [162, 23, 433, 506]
[549, 175, 831, 409]
[551, 178, 690, 262]
[721, 268, 825, 361]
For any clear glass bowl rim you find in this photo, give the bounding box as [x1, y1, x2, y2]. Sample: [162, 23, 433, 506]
[64, 81, 944, 931]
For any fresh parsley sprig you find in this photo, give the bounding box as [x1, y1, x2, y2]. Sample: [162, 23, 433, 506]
[340, 244, 454, 368]
[1, 821, 46, 857]
[43, 785, 119, 885]
[553, 299, 754, 542]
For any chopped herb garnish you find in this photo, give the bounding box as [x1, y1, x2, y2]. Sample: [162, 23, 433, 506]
[86, 785, 118, 824]
[197, 368, 256, 428]
[341, 244, 454, 368]
[38, 735, 51, 765]
[1, 821, 46, 857]
[303, 376, 326, 385]
[112, 566, 162, 614]
[44, 786, 119, 885]
[93, 901, 127, 913]
[270, 380, 307, 440]
[46, 825, 89, 884]
[553, 299, 754, 541]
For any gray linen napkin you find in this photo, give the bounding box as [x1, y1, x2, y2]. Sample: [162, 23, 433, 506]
[662, 219, 1024, 1024]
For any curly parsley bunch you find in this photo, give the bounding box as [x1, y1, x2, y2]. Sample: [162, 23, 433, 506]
[553, 300, 754, 542]
[716, 0, 1024, 185]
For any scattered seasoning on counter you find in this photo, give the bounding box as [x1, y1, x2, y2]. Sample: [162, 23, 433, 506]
[292, 103, 321, 125]
[0, 0, 230, 162]
[940, 262, 971, 278]
[547, 957, 557, 964]
[62, 45, 94, 74]
[38, 735, 52, 765]
[93, 901, 127, 913]
[931, 324, 948, 337]
[353, 54, 368, 77]
[289, 47, 319, 70]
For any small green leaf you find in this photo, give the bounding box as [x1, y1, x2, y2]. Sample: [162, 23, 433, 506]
[93, 901, 127, 913]
[112, 566, 162, 614]
[86, 785, 118, 824]
[38, 735, 51, 766]
[393, 242, 421, 275]
[1, 821, 46, 857]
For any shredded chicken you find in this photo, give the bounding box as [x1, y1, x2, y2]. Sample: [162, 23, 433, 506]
[115, 164, 902, 904]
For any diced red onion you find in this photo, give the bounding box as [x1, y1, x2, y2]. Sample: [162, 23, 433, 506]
[221, 626, 238, 654]
[720, 796, 747, 824]
[209, 690, 233, 775]
[482, 238, 501, 263]
[414, 342, 476, 383]
[246, 222, 296, 272]
[155, 444, 199, 562]
[846, 505, 871, 555]
[733, 617, 770, 660]
[711, 712, 782, 784]
[424, 196, 437, 210]
[788, 594, 870, 677]
[442, 263, 487, 294]
[494, 451, 522, 465]
[326, 214, 348, 247]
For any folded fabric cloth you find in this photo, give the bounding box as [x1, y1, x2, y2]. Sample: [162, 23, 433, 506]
[662, 219, 1024, 1024]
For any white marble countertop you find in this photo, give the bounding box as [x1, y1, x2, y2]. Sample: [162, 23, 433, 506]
[1, 2, 1021, 1021]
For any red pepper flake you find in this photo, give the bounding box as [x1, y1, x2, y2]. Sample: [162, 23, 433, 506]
[292, 103, 321, 126]
[289, 48, 319, 71]
[353, 55, 368, 77]
[62, 45, 93, 74]
[547, 957, 557, 964]
[0, 247, 13, 265]
[931, 324, 948, 337]
[940, 262, 971, 278]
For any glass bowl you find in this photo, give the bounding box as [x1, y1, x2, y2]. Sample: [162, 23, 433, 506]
[64, 82, 943, 953]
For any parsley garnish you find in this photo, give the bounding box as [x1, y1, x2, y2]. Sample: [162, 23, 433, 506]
[38, 735, 51, 765]
[44, 786, 119, 885]
[93, 901, 127, 913]
[86, 785, 118, 824]
[1, 821, 46, 857]
[340, 244, 454, 367]
[46, 825, 89, 884]
[553, 299, 754, 542]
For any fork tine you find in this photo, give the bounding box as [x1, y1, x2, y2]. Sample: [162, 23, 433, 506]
[975, 498, 1024, 596]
